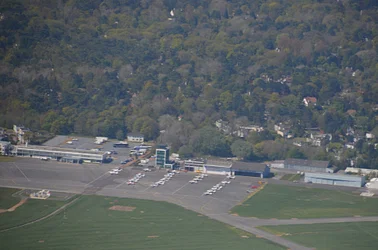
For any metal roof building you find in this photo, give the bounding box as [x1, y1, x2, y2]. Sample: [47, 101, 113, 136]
[305, 172, 365, 187]
[284, 158, 333, 173]
[204, 159, 232, 175]
[231, 162, 270, 178]
[12, 145, 106, 163]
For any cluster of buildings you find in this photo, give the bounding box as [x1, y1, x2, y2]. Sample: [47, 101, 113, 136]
[183, 158, 270, 178]
[153, 145, 270, 178]
[215, 119, 264, 138]
[270, 158, 365, 188]
[1, 124, 372, 188]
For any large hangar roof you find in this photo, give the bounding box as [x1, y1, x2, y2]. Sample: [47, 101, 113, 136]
[232, 162, 267, 172]
[285, 158, 329, 169]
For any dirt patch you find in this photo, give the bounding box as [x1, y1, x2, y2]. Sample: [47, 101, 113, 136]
[230, 213, 239, 216]
[6, 199, 27, 212]
[147, 235, 159, 238]
[0, 209, 8, 214]
[109, 205, 136, 212]
[241, 235, 249, 238]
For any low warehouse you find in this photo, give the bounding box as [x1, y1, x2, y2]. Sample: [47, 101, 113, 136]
[204, 160, 232, 175]
[285, 158, 333, 173]
[12, 145, 106, 163]
[304, 172, 365, 187]
[231, 162, 270, 178]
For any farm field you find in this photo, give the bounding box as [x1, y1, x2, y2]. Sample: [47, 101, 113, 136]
[0, 191, 284, 250]
[258, 222, 378, 250]
[231, 184, 378, 219]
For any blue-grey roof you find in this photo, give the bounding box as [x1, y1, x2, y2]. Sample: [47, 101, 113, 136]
[232, 162, 267, 172]
[285, 158, 330, 169]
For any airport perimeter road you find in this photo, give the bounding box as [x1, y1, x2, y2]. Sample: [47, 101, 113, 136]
[207, 213, 314, 250]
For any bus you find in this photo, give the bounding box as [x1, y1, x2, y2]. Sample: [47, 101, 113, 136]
[113, 142, 129, 148]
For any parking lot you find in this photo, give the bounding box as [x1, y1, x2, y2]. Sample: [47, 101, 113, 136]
[95, 167, 261, 214]
[0, 157, 261, 215]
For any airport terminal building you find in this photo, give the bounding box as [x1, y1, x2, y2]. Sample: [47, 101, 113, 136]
[11, 145, 107, 163]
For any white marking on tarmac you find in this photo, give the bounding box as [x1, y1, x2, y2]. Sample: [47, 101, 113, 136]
[84, 171, 109, 187]
[13, 162, 30, 181]
[115, 179, 130, 189]
[171, 181, 190, 195]
[0, 184, 82, 194]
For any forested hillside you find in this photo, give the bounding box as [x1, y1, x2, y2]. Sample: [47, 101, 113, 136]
[1, 0, 378, 167]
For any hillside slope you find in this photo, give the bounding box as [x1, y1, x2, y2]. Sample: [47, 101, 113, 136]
[1, 0, 378, 166]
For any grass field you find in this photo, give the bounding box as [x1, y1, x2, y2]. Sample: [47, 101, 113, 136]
[0, 188, 20, 209]
[280, 174, 301, 181]
[0, 192, 284, 250]
[258, 222, 378, 250]
[0, 156, 16, 162]
[231, 184, 378, 219]
[0, 188, 69, 230]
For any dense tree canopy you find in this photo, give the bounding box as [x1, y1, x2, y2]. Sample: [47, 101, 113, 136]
[1, 0, 378, 167]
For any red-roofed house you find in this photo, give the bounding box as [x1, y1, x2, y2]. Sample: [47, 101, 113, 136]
[303, 97, 317, 107]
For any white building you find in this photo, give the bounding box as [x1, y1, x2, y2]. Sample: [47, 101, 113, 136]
[127, 133, 144, 142]
[95, 137, 108, 145]
[13, 125, 30, 144]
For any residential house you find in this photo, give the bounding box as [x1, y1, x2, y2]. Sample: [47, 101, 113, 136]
[309, 131, 332, 147]
[366, 133, 375, 139]
[215, 119, 232, 135]
[274, 123, 292, 138]
[303, 97, 317, 107]
[236, 125, 264, 138]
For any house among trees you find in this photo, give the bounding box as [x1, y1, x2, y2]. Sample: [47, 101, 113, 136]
[303, 97, 317, 107]
[274, 123, 292, 138]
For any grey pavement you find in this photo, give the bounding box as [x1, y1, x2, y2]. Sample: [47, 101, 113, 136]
[2, 157, 378, 250]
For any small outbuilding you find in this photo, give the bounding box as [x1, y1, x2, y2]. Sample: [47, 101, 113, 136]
[231, 162, 270, 178]
[127, 133, 144, 142]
